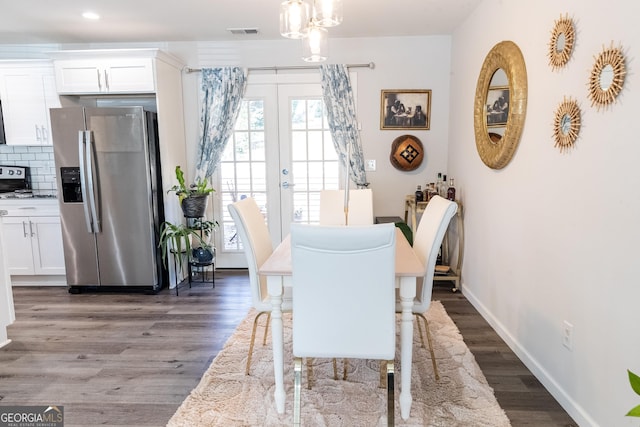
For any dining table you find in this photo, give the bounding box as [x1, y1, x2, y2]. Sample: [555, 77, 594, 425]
[258, 227, 424, 421]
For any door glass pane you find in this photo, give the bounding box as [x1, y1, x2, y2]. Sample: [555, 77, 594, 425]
[290, 98, 339, 225]
[219, 99, 268, 251]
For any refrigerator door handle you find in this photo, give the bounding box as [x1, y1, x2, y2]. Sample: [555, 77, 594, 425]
[85, 130, 101, 233]
[78, 131, 94, 233]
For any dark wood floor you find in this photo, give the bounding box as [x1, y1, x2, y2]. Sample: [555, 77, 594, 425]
[0, 270, 576, 426]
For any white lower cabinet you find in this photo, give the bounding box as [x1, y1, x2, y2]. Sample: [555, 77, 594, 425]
[3, 216, 65, 275]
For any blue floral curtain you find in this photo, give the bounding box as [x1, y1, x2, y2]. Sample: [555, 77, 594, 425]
[319, 64, 368, 188]
[195, 67, 247, 180]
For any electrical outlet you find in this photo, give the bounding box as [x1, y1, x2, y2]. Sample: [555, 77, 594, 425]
[365, 159, 376, 171]
[562, 320, 574, 350]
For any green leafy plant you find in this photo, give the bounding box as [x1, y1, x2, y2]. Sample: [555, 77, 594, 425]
[159, 219, 218, 272]
[167, 165, 215, 202]
[627, 370, 640, 417]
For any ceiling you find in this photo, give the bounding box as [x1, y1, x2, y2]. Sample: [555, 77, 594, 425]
[0, 0, 482, 44]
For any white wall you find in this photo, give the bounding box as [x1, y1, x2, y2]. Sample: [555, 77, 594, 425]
[168, 36, 452, 218]
[449, 0, 640, 425]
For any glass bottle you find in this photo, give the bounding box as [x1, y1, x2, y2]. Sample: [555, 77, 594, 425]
[447, 178, 456, 201]
[436, 173, 443, 197]
[415, 185, 424, 202]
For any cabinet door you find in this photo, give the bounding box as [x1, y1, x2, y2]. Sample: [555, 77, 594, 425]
[54, 60, 103, 93]
[0, 68, 58, 146]
[54, 58, 155, 94]
[104, 58, 155, 93]
[31, 216, 66, 275]
[2, 217, 35, 275]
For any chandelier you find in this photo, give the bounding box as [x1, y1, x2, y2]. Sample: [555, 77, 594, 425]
[280, 0, 343, 62]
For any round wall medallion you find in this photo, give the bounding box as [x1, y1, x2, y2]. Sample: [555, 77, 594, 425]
[473, 40, 528, 169]
[548, 14, 576, 70]
[389, 134, 424, 171]
[553, 97, 581, 152]
[588, 43, 626, 110]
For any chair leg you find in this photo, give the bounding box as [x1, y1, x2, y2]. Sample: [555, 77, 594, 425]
[414, 313, 426, 348]
[416, 313, 440, 381]
[379, 360, 386, 388]
[246, 311, 268, 375]
[387, 360, 395, 426]
[306, 358, 314, 390]
[262, 312, 271, 346]
[332, 358, 338, 380]
[343, 358, 348, 380]
[293, 357, 302, 426]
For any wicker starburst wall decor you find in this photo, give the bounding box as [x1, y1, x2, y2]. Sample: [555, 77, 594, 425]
[588, 43, 626, 110]
[553, 97, 581, 153]
[548, 14, 576, 70]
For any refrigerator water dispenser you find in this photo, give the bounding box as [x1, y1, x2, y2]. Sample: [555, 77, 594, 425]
[60, 167, 82, 203]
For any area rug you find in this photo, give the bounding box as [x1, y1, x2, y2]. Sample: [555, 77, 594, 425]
[167, 301, 511, 426]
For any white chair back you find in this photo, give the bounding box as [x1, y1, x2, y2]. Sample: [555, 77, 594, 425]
[291, 223, 396, 360]
[319, 189, 373, 225]
[410, 195, 458, 313]
[228, 198, 275, 311]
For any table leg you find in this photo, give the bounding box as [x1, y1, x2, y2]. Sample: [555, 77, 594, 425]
[398, 276, 416, 420]
[266, 276, 286, 414]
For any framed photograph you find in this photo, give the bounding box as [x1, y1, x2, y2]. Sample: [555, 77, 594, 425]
[380, 89, 431, 130]
[486, 86, 510, 127]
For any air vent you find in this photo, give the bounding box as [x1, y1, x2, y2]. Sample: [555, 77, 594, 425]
[227, 28, 259, 35]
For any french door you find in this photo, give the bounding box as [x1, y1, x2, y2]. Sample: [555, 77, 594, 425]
[214, 77, 339, 268]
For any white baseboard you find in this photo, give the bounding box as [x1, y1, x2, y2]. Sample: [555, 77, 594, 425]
[10, 275, 67, 286]
[461, 286, 597, 427]
[0, 338, 11, 349]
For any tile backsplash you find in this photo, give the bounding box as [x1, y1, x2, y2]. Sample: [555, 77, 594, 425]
[0, 145, 57, 192]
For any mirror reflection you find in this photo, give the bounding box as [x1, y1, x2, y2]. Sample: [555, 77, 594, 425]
[599, 64, 614, 91]
[560, 114, 571, 135]
[486, 68, 509, 139]
[556, 33, 566, 53]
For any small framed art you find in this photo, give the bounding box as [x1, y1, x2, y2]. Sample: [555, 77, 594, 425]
[380, 89, 431, 130]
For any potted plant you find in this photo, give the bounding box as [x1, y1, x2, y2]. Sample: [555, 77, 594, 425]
[159, 218, 218, 272]
[167, 165, 215, 218]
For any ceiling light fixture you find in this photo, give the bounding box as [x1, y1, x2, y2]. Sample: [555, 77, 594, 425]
[302, 23, 328, 62]
[280, 0, 343, 62]
[280, 0, 310, 39]
[312, 0, 343, 28]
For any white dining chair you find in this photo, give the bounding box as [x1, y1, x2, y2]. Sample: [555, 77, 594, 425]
[228, 197, 292, 375]
[319, 188, 374, 225]
[396, 195, 458, 381]
[291, 223, 397, 426]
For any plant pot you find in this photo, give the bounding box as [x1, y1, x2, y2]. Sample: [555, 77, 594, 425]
[192, 247, 214, 263]
[181, 194, 208, 218]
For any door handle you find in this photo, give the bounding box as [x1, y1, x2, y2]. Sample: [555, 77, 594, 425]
[22, 221, 28, 238]
[281, 181, 295, 189]
[78, 131, 93, 233]
[85, 130, 101, 233]
[97, 69, 102, 91]
[29, 221, 35, 237]
[104, 70, 109, 91]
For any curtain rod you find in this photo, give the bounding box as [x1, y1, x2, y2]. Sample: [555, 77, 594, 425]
[183, 62, 375, 73]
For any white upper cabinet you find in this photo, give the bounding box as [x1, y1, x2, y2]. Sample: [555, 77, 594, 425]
[54, 58, 156, 94]
[0, 61, 61, 146]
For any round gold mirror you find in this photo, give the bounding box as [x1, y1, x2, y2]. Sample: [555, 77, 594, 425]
[588, 43, 626, 110]
[548, 15, 576, 70]
[474, 40, 528, 169]
[553, 97, 581, 152]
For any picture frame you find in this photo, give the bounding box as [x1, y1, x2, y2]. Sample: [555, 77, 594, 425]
[486, 86, 510, 127]
[380, 89, 431, 130]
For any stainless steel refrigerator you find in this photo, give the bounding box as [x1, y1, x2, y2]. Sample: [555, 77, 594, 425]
[50, 107, 165, 293]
